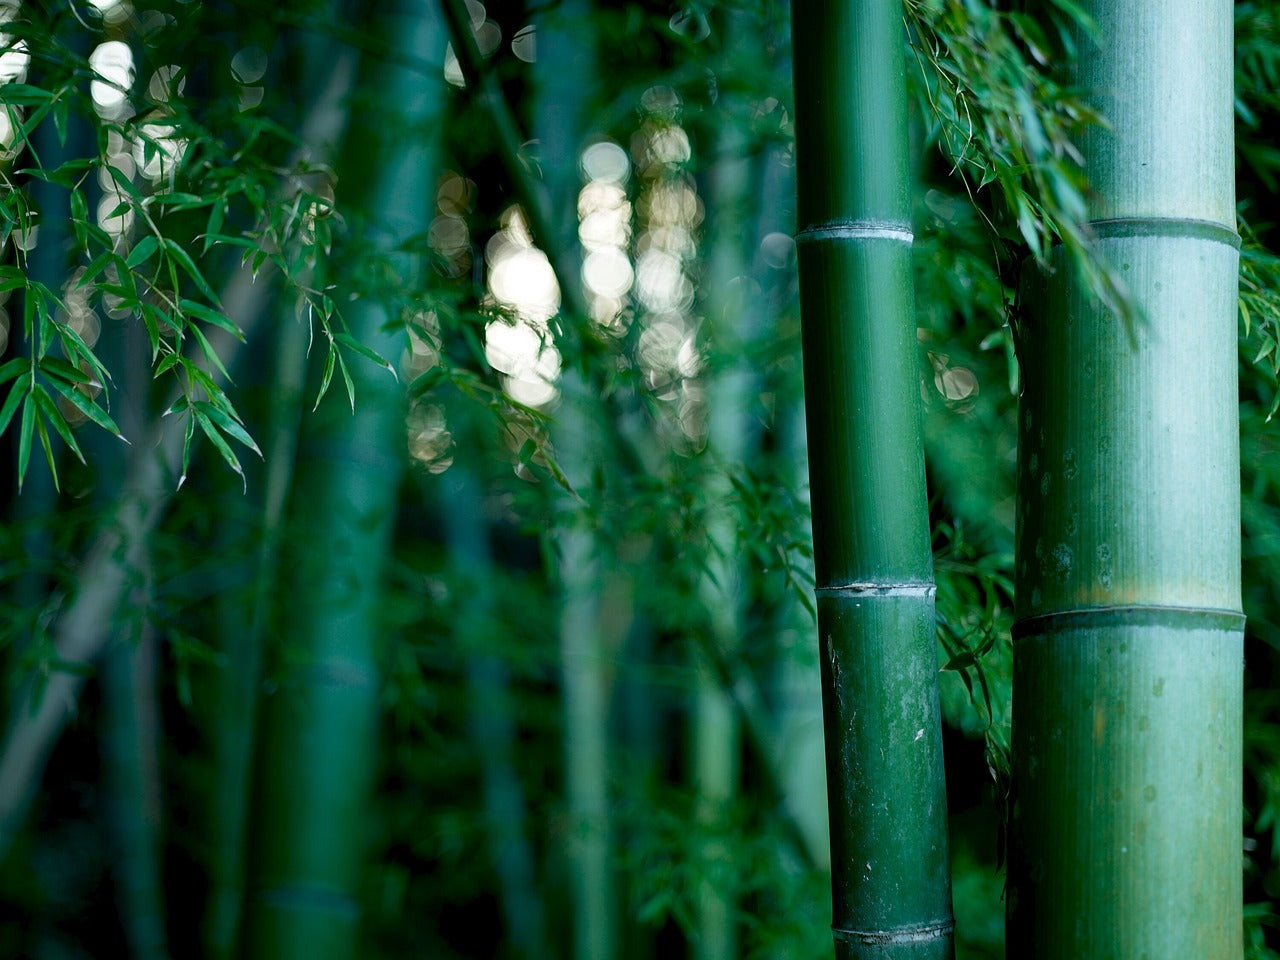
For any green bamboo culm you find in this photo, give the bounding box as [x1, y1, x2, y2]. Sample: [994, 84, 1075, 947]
[790, 2, 953, 957]
[240, 4, 444, 957]
[1008, 1, 1242, 956]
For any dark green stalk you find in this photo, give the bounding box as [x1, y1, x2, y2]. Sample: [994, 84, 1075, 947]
[240, 5, 443, 957]
[790, 1, 953, 956]
[102, 628, 170, 960]
[201, 41, 351, 960]
[439, 462, 549, 960]
[1008, 1, 1241, 954]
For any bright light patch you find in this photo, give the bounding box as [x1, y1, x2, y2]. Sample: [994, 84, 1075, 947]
[583, 249, 633, 300]
[0, 38, 28, 84]
[231, 46, 268, 84]
[580, 140, 629, 184]
[90, 41, 134, 118]
[511, 24, 535, 63]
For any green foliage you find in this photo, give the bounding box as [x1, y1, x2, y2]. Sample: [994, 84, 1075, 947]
[904, 0, 1128, 321]
[0, 4, 399, 490]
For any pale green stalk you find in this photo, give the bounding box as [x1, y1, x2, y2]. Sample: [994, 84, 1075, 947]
[1008, 1, 1242, 955]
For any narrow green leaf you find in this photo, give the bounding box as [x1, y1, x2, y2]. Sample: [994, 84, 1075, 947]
[32, 385, 84, 464]
[0, 379, 31, 437]
[335, 332, 398, 380]
[154, 353, 181, 378]
[188, 324, 232, 384]
[33, 404, 59, 493]
[178, 410, 195, 488]
[193, 408, 245, 492]
[105, 163, 141, 200]
[337, 349, 355, 413]
[163, 238, 220, 304]
[39, 356, 90, 385]
[202, 201, 226, 254]
[17, 392, 34, 491]
[178, 298, 244, 340]
[76, 251, 117, 289]
[0, 357, 29, 387]
[313, 345, 336, 410]
[125, 235, 161, 269]
[193, 400, 261, 457]
[45, 377, 126, 440]
[56, 321, 113, 387]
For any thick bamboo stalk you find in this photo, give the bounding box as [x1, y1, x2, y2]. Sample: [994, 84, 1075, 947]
[240, 6, 443, 957]
[1008, 1, 1242, 955]
[790, 2, 953, 957]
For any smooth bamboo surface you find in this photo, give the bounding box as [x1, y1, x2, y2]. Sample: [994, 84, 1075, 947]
[1009, 1, 1242, 955]
[791, 1, 953, 956]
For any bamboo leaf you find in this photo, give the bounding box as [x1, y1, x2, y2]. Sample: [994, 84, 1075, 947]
[164, 238, 220, 304]
[178, 298, 244, 340]
[193, 407, 246, 492]
[334, 332, 398, 380]
[0, 378, 31, 437]
[45, 376, 127, 441]
[33, 406, 59, 492]
[193, 400, 261, 458]
[126, 235, 161, 269]
[17, 392, 33, 491]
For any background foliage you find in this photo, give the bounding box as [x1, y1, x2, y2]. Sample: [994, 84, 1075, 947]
[2, 0, 1280, 957]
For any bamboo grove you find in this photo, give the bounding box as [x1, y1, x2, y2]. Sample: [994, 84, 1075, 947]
[4, 1, 1280, 958]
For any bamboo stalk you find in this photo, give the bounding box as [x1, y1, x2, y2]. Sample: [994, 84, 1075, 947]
[1008, 1, 1242, 955]
[790, 1, 953, 956]
[240, 5, 443, 956]
[102, 628, 170, 960]
[526, 5, 620, 959]
[437, 459, 549, 960]
[202, 44, 351, 960]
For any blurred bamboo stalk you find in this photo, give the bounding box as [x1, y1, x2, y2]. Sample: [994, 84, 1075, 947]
[438, 461, 550, 959]
[239, 3, 444, 957]
[102, 627, 170, 960]
[689, 19, 757, 954]
[201, 37, 351, 960]
[528, 3, 619, 956]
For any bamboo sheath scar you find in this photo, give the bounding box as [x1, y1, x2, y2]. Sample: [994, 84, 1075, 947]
[791, 1, 954, 956]
[1008, 1, 1242, 956]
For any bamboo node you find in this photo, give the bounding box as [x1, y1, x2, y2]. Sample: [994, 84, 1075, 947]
[815, 581, 936, 598]
[795, 218, 913, 245]
[831, 919, 954, 945]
